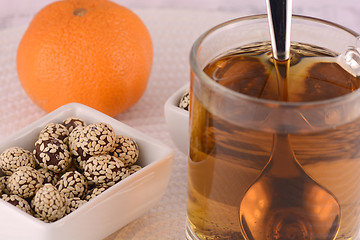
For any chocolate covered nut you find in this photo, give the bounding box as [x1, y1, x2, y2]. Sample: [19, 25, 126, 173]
[34, 137, 71, 173]
[179, 89, 190, 111]
[126, 164, 142, 175]
[56, 171, 87, 199]
[111, 135, 139, 167]
[85, 185, 109, 201]
[0, 147, 36, 175]
[31, 183, 67, 222]
[39, 123, 69, 143]
[68, 126, 91, 171]
[66, 197, 87, 214]
[7, 166, 43, 198]
[2, 194, 32, 214]
[63, 117, 87, 133]
[84, 155, 125, 186]
[79, 123, 116, 155]
[37, 167, 59, 185]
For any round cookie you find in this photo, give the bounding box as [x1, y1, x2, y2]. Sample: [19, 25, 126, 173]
[39, 123, 69, 143]
[1, 194, 32, 214]
[31, 183, 67, 222]
[83, 155, 124, 186]
[0, 147, 36, 175]
[66, 197, 87, 214]
[63, 117, 87, 133]
[34, 137, 71, 173]
[56, 171, 87, 199]
[7, 166, 43, 199]
[111, 135, 139, 167]
[79, 123, 116, 155]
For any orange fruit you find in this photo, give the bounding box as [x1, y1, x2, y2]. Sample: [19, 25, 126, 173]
[16, 0, 153, 117]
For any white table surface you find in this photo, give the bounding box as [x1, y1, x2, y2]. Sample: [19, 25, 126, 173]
[0, 1, 359, 239]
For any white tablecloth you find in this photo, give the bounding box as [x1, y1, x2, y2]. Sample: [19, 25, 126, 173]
[1, 0, 360, 32]
[0, 4, 359, 240]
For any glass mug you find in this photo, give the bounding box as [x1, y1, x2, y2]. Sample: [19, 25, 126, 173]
[187, 15, 360, 239]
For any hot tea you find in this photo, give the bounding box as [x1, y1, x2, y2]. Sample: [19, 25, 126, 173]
[187, 42, 360, 239]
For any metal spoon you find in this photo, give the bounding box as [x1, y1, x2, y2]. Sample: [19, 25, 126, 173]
[238, 0, 341, 239]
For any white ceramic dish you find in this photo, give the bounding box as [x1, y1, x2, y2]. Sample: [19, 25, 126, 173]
[164, 84, 190, 155]
[0, 103, 174, 240]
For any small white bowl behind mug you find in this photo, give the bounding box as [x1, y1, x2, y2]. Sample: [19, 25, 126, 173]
[164, 84, 190, 155]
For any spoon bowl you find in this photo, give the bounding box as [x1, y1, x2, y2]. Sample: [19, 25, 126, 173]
[239, 134, 341, 239]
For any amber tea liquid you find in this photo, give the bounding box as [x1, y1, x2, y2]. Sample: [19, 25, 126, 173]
[187, 42, 360, 239]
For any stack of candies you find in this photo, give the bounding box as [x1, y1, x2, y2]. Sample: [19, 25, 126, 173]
[0, 117, 141, 222]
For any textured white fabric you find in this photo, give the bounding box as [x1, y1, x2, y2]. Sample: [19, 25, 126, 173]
[1, 0, 360, 32]
[0, 6, 359, 240]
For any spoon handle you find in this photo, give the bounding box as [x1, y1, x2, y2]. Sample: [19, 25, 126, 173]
[266, 0, 292, 61]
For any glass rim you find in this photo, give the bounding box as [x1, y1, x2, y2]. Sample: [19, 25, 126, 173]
[190, 14, 360, 109]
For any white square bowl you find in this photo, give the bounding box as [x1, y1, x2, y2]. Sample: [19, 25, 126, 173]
[164, 84, 190, 155]
[0, 103, 174, 240]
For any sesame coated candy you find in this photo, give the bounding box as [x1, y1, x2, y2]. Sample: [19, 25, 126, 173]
[111, 135, 139, 167]
[179, 89, 190, 111]
[66, 197, 87, 214]
[0, 176, 6, 193]
[56, 171, 87, 199]
[63, 117, 87, 133]
[85, 185, 109, 201]
[39, 123, 69, 143]
[34, 137, 71, 173]
[0, 176, 10, 194]
[0, 147, 36, 175]
[37, 167, 59, 185]
[126, 164, 142, 175]
[79, 122, 116, 155]
[68, 126, 91, 171]
[7, 166, 43, 199]
[31, 183, 67, 222]
[84, 155, 125, 186]
[2, 194, 33, 215]
[68, 126, 83, 154]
